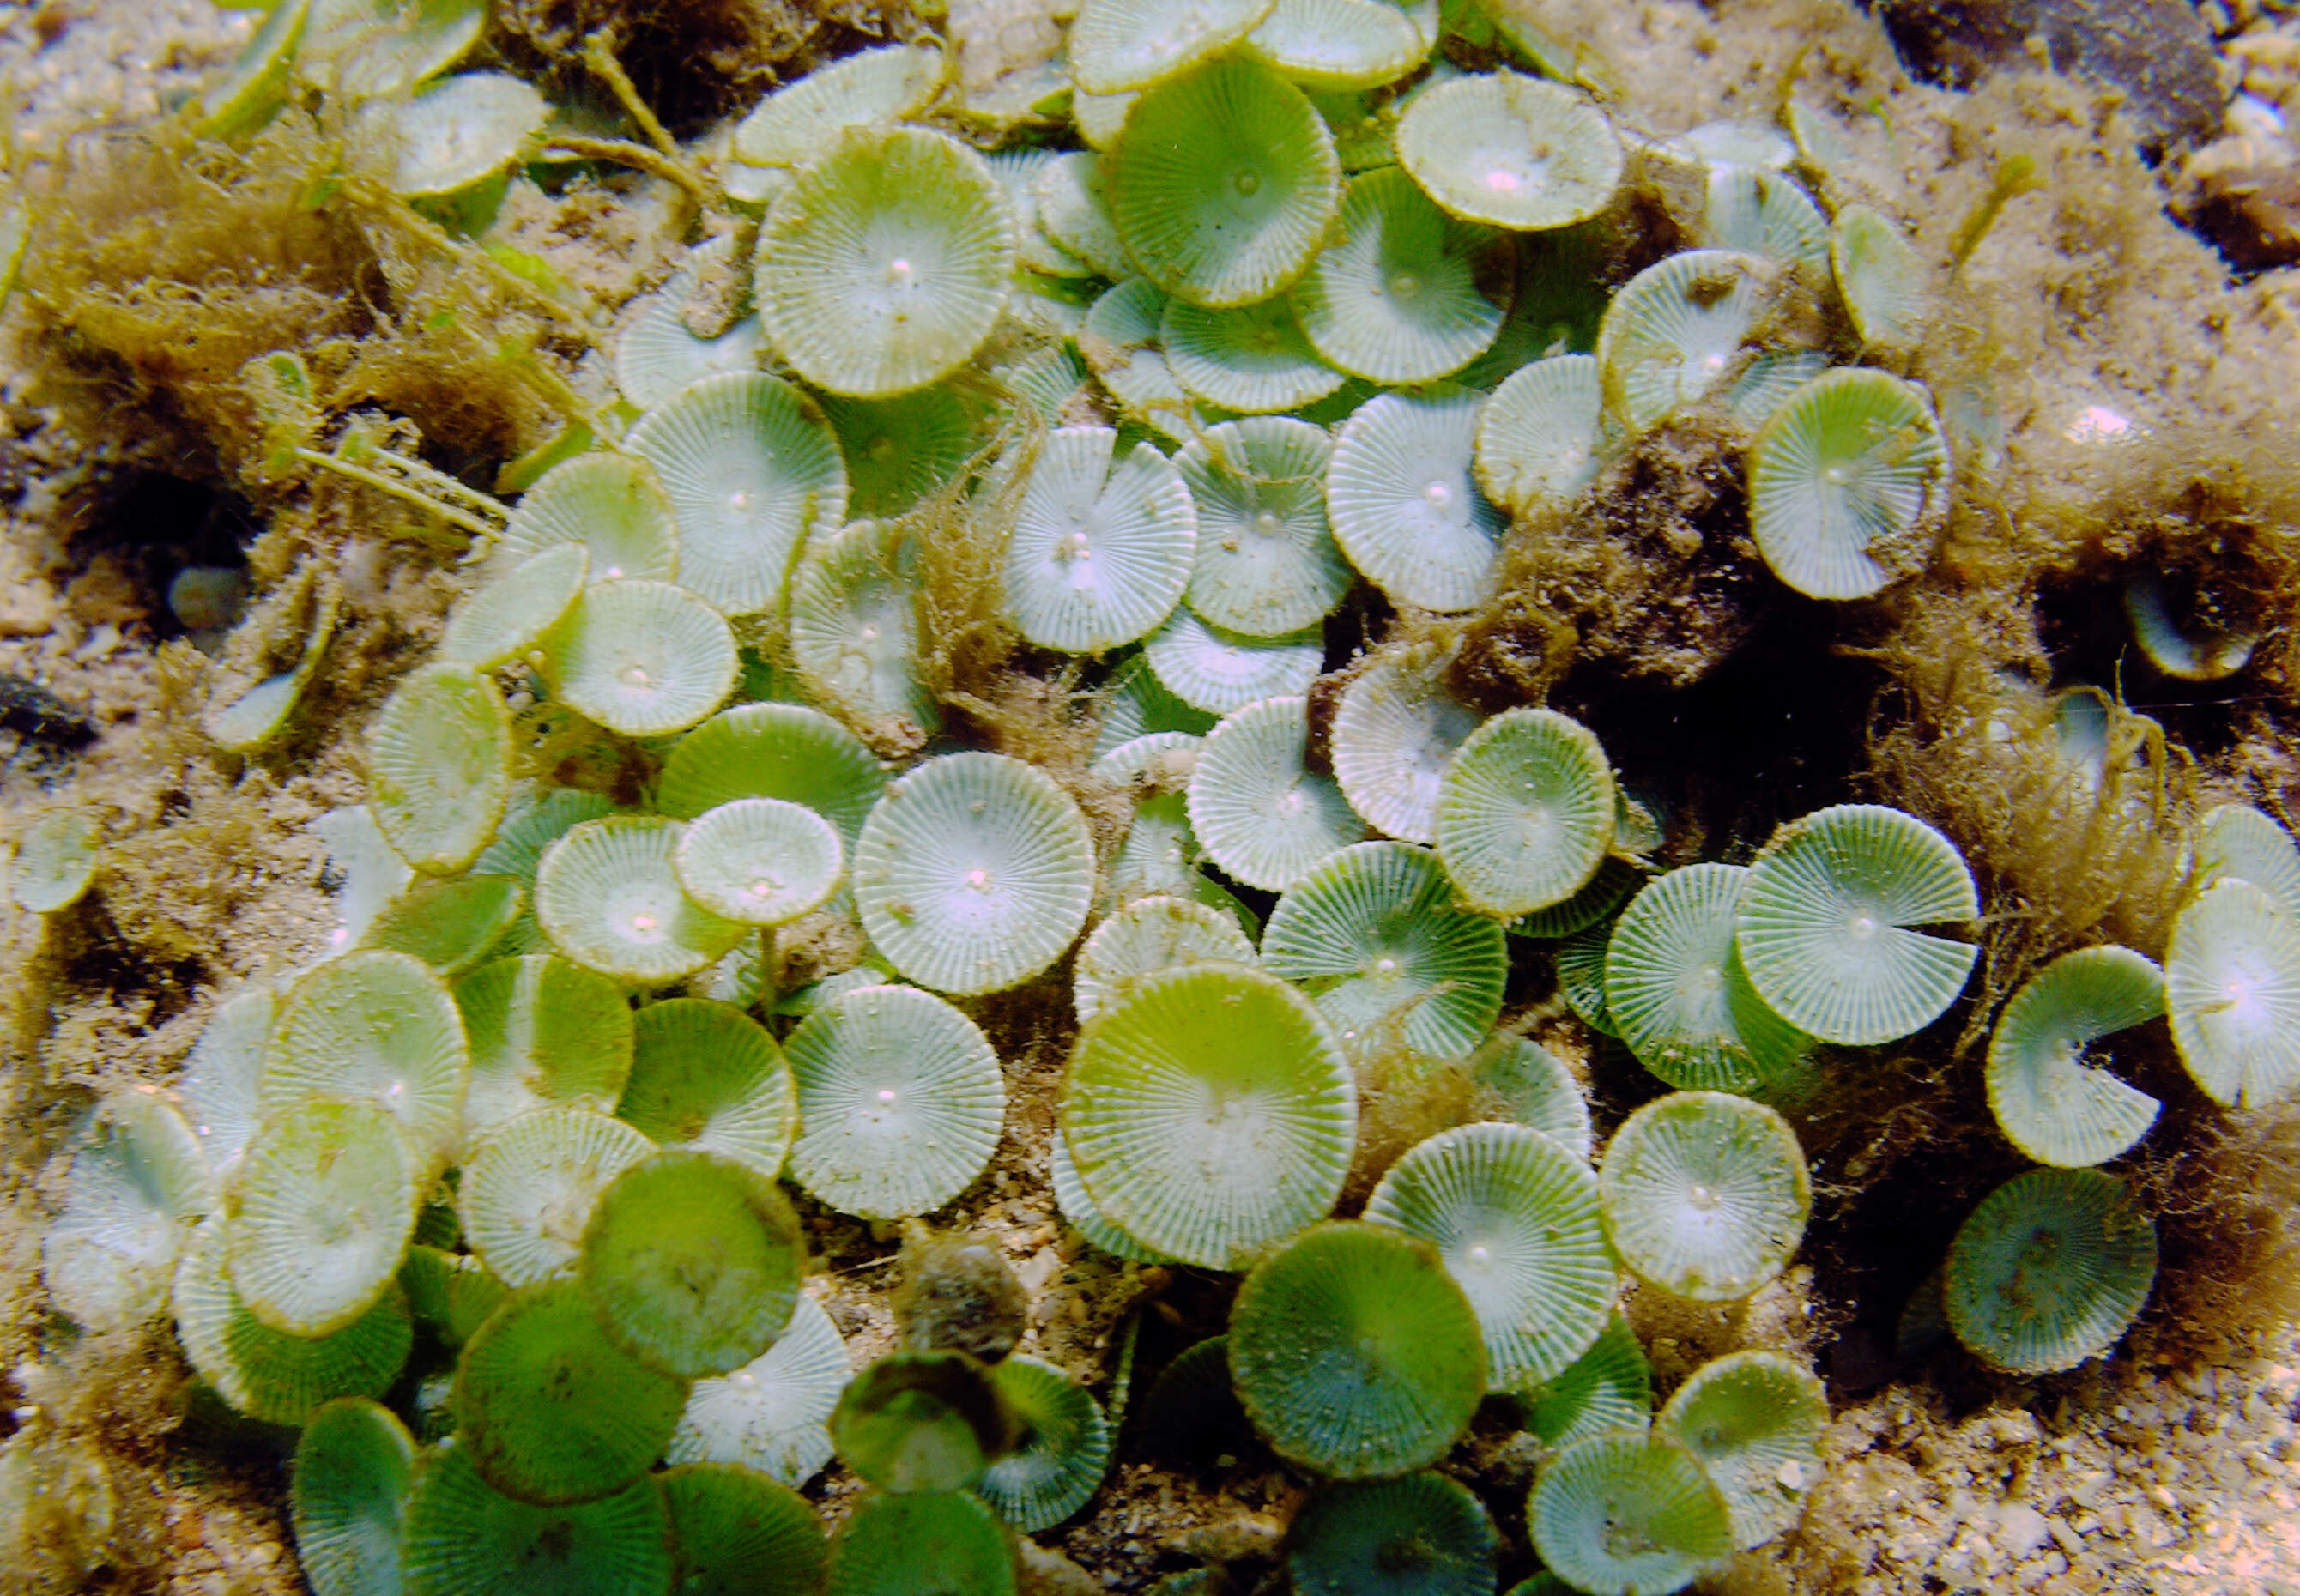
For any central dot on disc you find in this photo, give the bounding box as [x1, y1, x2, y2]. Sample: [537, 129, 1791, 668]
[1252, 511, 1281, 535]
[1424, 481, 1452, 507]
[889, 257, 914, 281]
[1390, 274, 1419, 299]
[1233, 170, 1260, 196]
[1485, 168, 1521, 192]
[1849, 914, 1878, 940]
[620, 666, 651, 688]
[1690, 1183, 1721, 1212]
[966, 868, 991, 890]
[877, 1088, 897, 1104]
[631, 913, 657, 933]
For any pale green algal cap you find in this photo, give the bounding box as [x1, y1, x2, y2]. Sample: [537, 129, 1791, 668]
[618, 997, 798, 1180]
[1595, 248, 1776, 435]
[1176, 417, 1351, 637]
[614, 237, 769, 414]
[301, 0, 485, 100]
[1472, 1034, 1593, 1162]
[1187, 695, 1364, 892]
[1655, 1349, 1828, 1550]
[1002, 426, 1198, 655]
[669, 1293, 850, 1488]
[368, 662, 512, 877]
[1144, 607, 1322, 716]
[1746, 367, 1950, 602]
[498, 452, 679, 585]
[1474, 353, 1608, 517]
[1528, 1432, 1731, 1596]
[1327, 387, 1506, 614]
[224, 1098, 419, 1338]
[1704, 166, 1828, 275]
[1433, 706, 1616, 918]
[1329, 636, 1480, 846]
[534, 816, 749, 984]
[2194, 801, 2300, 916]
[41, 1091, 214, 1333]
[290, 1398, 417, 1596]
[2164, 878, 2300, 1109]
[1599, 1091, 1809, 1303]
[1604, 862, 1812, 1094]
[1068, 0, 1275, 95]
[263, 948, 469, 1170]
[437, 545, 587, 674]
[1074, 892, 1257, 1026]
[1985, 944, 2163, 1168]
[1395, 70, 1621, 231]
[978, 1356, 1112, 1532]
[1831, 203, 1932, 353]
[360, 73, 547, 200]
[12, 807, 99, 915]
[734, 41, 948, 166]
[457, 1104, 655, 1287]
[454, 953, 635, 1149]
[1246, 0, 1431, 91]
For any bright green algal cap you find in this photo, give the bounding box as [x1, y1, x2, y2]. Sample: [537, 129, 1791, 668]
[179, 985, 273, 1178]
[1474, 353, 1607, 516]
[1557, 919, 1622, 1038]
[1262, 841, 1506, 1059]
[1247, 0, 1430, 91]
[1528, 1432, 1732, 1596]
[1329, 638, 1480, 846]
[12, 807, 98, 913]
[1605, 863, 1812, 1093]
[824, 1489, 1017, 1596]
[832, 1349, 1010, 1494]
[1473, 1035, 1593, 1161]
[540, 578, 739, 738]
[1986, 945, 2164, 1168]
[290, 1398, 415, 1596]
[1287, 1472, 1498, 1596]
[303, 0, 486, 101]
[364, 73, 548, 198]
[454, 954, 634, 1148]
[1595, 249, 1775, 435]
[457, 1104, 655, 1287]
[613, 240, 769, 414]
[1032, 151, 1134, 279]
[534, 816, 748, 984]
[1177, 419, 1351, 637]
[1074, 893, 1259, 1025]
[1747, 367, 1949, 602]
[368, 662, 512, 876]
[197, 0, 308, 139]
[2165, 878, 2300, 1109]
[1704, 166, 1829, 275]
[978, 1355, 1112, 1531]
[657, 702, 887, 849]
[1512, 854, 1645, 940]
[784, 984, 1006, 1219]
[618, 998, 797, 1178]
[1068, 0, 1275, 94]
[1292, 166, 1513, 386]
[1655, 1349, 1827, 1550]
[852, 752, 1095, 994]
[670, 1293, 850, 1487]
[734, 41, 948, 166]
[1522, 1309, 1650, 1445]
[264, 949, 469, 1167]
[758, 126, 1016, 399]
[1111, 57, 1341, 308]
[1830, 203, 1931, 353]
[41, 1091, 213, 1332]
[1365, 1121, 1613, 1389]
[2194, 801, 2300, 916]
[1944, 1167, 2157, 1374]
[1146, 608, 1323, 716]
[1735, 803, 1977, 1046]
[659, 1462, 826, 1596]
[1229, 1220, 1485, 1478]
[437, 545, 587, 673]
[626, 371, 849, 616]
[1395, 70, 1621, 230]
[579, 1150, 803, 1378]
[172, 1218, 411, 1425]
[1434, 706, 1615, 918]
[790, 518, 940, 739]
[398, 1443, 670, 1596]
[1050, 1128, 1171, 1263]
[673, 799, 844, 927]
[1599, 1091, 1809, 1303]
[820, 389, 978, 521]
[1093, 654, 1217, 761]
[499, 451, 680, 585]
[1187, 695, 1364, 892]
[1002, 425, 1198, 655]
[398, 1244, 507, 1350]
[1163, 298, 1347, 415]
[2122, 571, 2258, 682]
[455, 1275, 688, 1505]
[1327, 387, 1506, 613]
[224, 1099, 418, 1337]
[1065, 963, 1354, 1268]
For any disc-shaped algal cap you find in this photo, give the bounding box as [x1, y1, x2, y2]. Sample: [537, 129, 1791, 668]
[1327, 387, 1507, 614]
[453, 954, 634, 1149]
[368, 662, 512, 877]
[1595, 249, 1776, 436]
[1599, 1091, 1809, 1303]
[757, 126, 1016, 399]
[656, 702, 887, 849]
[1176, 417, 1352, 637]
[1654, 1349, 1828, 1550]
[263, 949, 469, 1170]
[851, 752, 1095, 995]
[784, 984, 1007, 1219]
[1830, 203, 1931, 353]
[1985, 944, 2163, 1168]
[1245, 0, 1430, 92]
[733, 40, 948, 166]
[1734, 803, 1977, 1047]
[1329, 637, 1480, 846]
[1262, 841, 1506, 1060]
[1145, 608, 1323, 716]
[1395, 70, 1621, 231]
[290, 1398, 416, 1596]
[658, 1463, 826, 1596]
[822, 1489, 1016, 1596]
[1002, 426, 1198, 655]
[1605, 863, 1812, 1093]
[397, 1436, 671, 1596]
[1287, 1472, 1499, 1596]
[224, 1099, 419, 1337]
[1073, 893, 1259, 1026]
[457, 1105, 655, 1288]
[1110, 57, 1341, 309]
[1187, 696, 1364, 892]
[1746, 367, 1949, 602]
[540, 578, 738, 738]
[1474, 353, 1608, 517]
[1944, 1167, 2156, 1375]
[669, 1294, 851, 1488]
[612, 238, 768, 414]
[41, 1090, 214, 1333]
[497, 451, 678, 584]
[1228, 1220, 1486, 1478]
[454, 1276, 688, 1505]
[436, 544, 587, 674]
[618, 997, 797, 1179]
[534, 816, 748, 985]
[978, 1355, 1113, 1531]
[2194, 802, 2300, 917]
[1068, 0, 1274, 94]
[1528, 1432, 1732, 1596]
[2164, 878, 2300, 1109]
[625, 371, 848, 617]
[1434, 707, 1616, 918]
[1063, 963, 1354, 1269]
[674, 798, 844, 927]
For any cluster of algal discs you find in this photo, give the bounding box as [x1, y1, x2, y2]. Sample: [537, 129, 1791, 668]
[45, 1, 2260, 1592]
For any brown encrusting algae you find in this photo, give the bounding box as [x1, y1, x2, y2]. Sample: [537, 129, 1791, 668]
[3, 0, 2300, 1593]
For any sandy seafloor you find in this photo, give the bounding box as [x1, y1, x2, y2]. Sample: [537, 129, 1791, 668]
[1, 0, 2298, 1593]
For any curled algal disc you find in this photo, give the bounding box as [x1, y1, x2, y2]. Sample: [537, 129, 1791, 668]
[1068, 0, 1276, 95]
[41, 1091, 214, 1333]
[1434, 706, 1616, 917]
[1986, 944, 2164, 1168]
[1187, 696, 1364, 892]
[1529, 1432, 1732, 1596]
[1062, 962, 1354, 1268]
[1327, 387, 1505, 614]
[437, 544, 587, 673]
[1604, 863, 1812, 1093]
[368, 662, 512, 876]
[2164, 878, 2300, 1109]
[757, 126, 1016, 399]
[1395, 70, 1621, 231]
[1329, 638, 1480, 845]
[363, 72, 547, 199]
[626, 371, 849, 617]
[225, 1099, 418, 1337]
[734, 41, 948, 166]
[1080, 276, 1211, 444]
[1599, 1091, 1809, 1303]
[1944, 1167, 2156, 1375]
[851, 752, 1095, 995]
[179, 985, 274, 1179]
[1002, 426, 1198, 655]
[1655, 1349, 1828, 1550]
[498, 452, 679, 584]
[669, 1294, 850, 1487]
[2194, 802, 2300, 916]
[264, 949, 469, 1168]
[978, 1355, 1112, 1531]
[197, 0, 308, 139]
[785, 984, 1006, 1219]
[1831, 203, 1931, 352]
[1746, 367, 1950, 602]
[1176, 418, 1351, 637]
[1145, 608, 1323, 716]
[1704, 165, 1829, 275]
[1074, 893, 1259, 1025]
